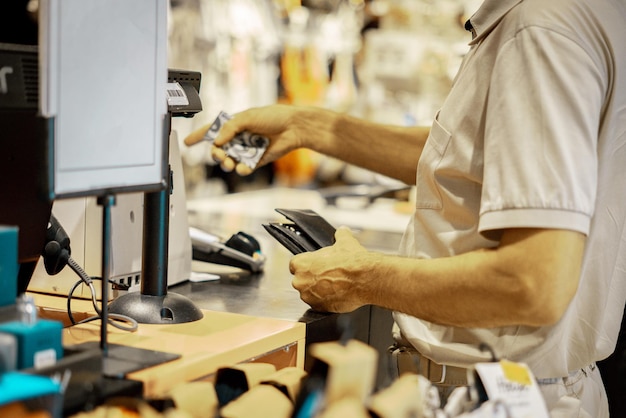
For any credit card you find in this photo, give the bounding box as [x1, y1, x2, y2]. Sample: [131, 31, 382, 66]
[203, 111, 269, 169]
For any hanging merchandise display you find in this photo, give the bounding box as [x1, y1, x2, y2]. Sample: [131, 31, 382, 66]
[280, 6, 329, 107]
[358, 0, 472, 126]
[277, 1, 367, 186]
[274, 5, 328, 186]
[168, 0, 282, 134]
[168, 0, 283, 191]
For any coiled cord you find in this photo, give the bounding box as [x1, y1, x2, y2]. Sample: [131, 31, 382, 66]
[66, 257, 138, 332]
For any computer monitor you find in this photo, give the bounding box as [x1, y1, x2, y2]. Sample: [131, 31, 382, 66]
[40, 0, 169, 198]
[1, 1, 203, 328]
[0, 42, 52, 296]
[39, 0, 202, 326]
[1, 2, 201, 379]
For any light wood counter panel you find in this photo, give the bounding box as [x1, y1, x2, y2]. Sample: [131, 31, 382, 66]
[31, 293, 306, 398]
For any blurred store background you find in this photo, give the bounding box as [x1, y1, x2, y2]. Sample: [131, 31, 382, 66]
[167, 0, 482, 197]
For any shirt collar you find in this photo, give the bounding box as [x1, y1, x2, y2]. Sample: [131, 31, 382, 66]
[465, 0, 524, 44]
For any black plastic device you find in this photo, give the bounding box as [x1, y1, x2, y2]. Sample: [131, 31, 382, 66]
[190, 227, 265, 273]
[167, 69, 202, 118]
[263, 208, 336, 255]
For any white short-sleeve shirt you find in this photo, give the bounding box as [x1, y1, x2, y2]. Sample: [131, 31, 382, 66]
[395, 0, 626, 378]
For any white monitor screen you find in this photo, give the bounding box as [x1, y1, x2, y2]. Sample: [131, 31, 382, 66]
[39, 0, 168, 198]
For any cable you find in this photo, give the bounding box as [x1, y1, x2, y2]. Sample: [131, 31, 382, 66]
[66, 256, 138, 332]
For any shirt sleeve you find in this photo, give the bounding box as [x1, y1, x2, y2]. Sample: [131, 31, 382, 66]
[479, 25, 605, 236]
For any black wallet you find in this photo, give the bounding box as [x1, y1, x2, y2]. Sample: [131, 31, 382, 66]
[262, 208, 336, 254]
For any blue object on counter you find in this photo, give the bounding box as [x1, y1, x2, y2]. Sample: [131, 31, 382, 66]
[0, 226, 18, 308]
[0, 319, 63, 370]
[0, 371, 63, 418]
[0, 371, 61, 405]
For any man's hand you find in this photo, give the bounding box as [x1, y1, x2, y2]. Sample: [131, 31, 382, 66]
[183, 105, 305, 175]
[289, 227, 584, 328]
[290, 227, 379, 313]
[183, 104, 427, 185]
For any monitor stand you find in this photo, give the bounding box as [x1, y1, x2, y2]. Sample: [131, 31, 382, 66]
[70, 341, 180, 379]
[94, 194, 193, 378]
[107, 183, 204, 324]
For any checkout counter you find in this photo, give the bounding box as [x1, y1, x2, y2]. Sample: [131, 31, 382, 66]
[181, 186, 410, 386]
[27, 186, 410, 414]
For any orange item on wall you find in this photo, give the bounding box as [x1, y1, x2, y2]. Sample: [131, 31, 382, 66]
[275, 44, 329, 186]
[281, 44, 329, 106]
[273, 148, 320, 187]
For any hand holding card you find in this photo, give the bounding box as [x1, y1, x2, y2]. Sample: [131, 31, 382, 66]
[263, 209, 336, 255]
[203, 111, 269, 173]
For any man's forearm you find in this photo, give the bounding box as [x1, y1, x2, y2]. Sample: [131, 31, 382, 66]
[294, 107, 428, 185]
[294, 228, 584, 328]
[362, 228, 583, 328]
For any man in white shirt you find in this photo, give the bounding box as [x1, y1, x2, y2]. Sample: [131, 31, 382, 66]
[185, 0, 626, 415]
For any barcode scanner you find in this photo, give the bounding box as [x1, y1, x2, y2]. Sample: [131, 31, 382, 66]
[43, 214, 71, 276]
